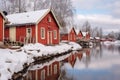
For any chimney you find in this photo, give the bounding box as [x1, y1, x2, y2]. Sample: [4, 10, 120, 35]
[3, 11, 8, 16]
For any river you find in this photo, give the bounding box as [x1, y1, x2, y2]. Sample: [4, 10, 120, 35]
[23, 43, 120, 80]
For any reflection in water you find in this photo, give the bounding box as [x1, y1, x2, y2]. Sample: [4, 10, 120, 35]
[23, 44, 120, 80]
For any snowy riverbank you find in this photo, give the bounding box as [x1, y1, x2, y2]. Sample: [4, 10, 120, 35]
[0, 42, 82, 80]
[103, 40, 120, 46]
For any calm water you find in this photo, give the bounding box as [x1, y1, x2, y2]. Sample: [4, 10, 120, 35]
[23, 43, 120, 80]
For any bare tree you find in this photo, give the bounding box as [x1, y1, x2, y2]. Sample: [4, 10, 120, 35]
[0, 0, 27, 13]
[30, 0, 75, 27]
[99, 28, 103, 38]
[0, 0, 11, 13]
[0, 0, 74, 27]
[82, 21, 91, 32]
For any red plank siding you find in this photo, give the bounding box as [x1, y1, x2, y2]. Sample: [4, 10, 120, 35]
[0, 14, 3, 41]
[5, 11, 60, 45]
[60, 34, 69, 41]
[60, 28, 76, 42]
[69, 28, 76, 42]
[37, 12, 59, 45]
[16, 25, 36, 42]
[4, 28, 9, 38]
[77, 31, 83, 39]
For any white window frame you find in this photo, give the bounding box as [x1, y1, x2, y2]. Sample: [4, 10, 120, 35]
[41, 27, 45, 39]
[41, 69, 45, 80]
[47, 66, 49, 76]
[26, 27, 32, 38]
[53, 30, 57, 39]
[54, 64, 57, 74]
[48, 16, 51, 22]
[50, 64, 52, 75]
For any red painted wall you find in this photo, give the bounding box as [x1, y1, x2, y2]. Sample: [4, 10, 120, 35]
[61, 28, 76, 42]
[85, 33, 90, 40]
[5, 25, 36, 42]
[69, 28, 76, 42]
[77, 31, 83, 40]
[37, 12, 59, 45]
[5, 11, 60, 45]
[4, 28, 9, 38]
[60, 34, 68, 41]
[16, 25, 36, 42]
[0, 14, 3, 41]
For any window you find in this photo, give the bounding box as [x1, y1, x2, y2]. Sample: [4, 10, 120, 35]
[26, 28, 32, 38]
[54, 64, 57, 74]
[27, 28, 31, 33]
[41, 27, 45, 39]
[54, 30, 57, 39]
[50, 65, 52, 75]
[41, 69, 45, 80]
[48, 16, 51, 22]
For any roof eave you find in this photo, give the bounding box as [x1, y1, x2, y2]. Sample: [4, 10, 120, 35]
[0, 11, 8, 21]
[5, 23, 36, 27]
[36, 9, 61, 29]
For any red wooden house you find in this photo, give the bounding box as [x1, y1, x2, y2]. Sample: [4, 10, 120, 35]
[60, 27, 76, 42]
[75, 29, 90, 42]
[80, 31, 90, 41]
[75, 30, 83, 40]
[5, 9, 60, 45]
[0, 11, 7, 44]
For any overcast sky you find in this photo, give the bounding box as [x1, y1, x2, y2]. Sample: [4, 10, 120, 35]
[72, 0, 120, 34]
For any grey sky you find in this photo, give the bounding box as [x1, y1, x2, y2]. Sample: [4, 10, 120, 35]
[72, 0, 120, 34]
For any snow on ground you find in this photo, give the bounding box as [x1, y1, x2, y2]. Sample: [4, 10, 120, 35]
[103, 40, 120, 46]
[0, 42, 82, 80]
[30, 53, 71, 70]
[114, 40, 120, 45]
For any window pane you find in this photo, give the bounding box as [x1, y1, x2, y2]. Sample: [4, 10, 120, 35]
[54, 30, 57, 39]
[41, 28, 45, 39]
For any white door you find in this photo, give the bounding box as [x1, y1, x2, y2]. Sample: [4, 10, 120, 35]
[9, 27, 16, 41]
[26, 28, 32, 38]
[47, 31, 52, 45]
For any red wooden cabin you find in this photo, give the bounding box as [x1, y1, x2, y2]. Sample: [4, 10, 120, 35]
[75, 29, 90, 42]
[0, 11, 7, 44]
[5, 9, 60, 45]
[85, 32, 90, 41]
[76, 30, 83, 40]
[60, 27, 76, 42]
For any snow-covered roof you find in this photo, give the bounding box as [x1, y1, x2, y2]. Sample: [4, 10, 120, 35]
[95, 37, 100, 39]
[90, 37, 94, 39]
[6, 9, 61, 28]
[6, 9, 49, 25]
[75, 29, 80, 35]
[82, 32, 88, 36]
